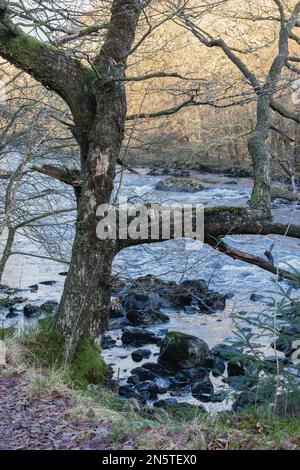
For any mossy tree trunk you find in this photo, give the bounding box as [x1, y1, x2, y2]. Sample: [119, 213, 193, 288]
[0, 0, 142, 361]
[55, 0, 142, 360]
[0, 226, 15, 282]
[248, 93, 272, 215]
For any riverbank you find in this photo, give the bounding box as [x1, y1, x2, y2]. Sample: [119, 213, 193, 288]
[0, 366, 299, 450]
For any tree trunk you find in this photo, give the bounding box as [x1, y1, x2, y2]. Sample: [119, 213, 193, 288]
[55, 228, 115, 362]
[0, 226, 15, 282]
[294, 121, 300, 174]
[53, 0, 142, 361]
[248, 94, 272, 216]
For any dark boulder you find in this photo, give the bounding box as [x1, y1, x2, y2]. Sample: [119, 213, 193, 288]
[250, 293, 265, 302]
[174, 367, 209, 383]
[211, 356, 226, 377]
[121, 327, 160, 346]
[158, 331, 214, 371]
[6, 307, 19, 318]
[23, 304, 42, 317]
[126, 309, 169, 326]
[131, 367, 156, 382]
[101, 335, 117, 350]
[121, 291, 163, 312]
[136, 381, 159, 400]
[120, 290, 169, 326]
[155, 177, 204, 193]
[131, 349, 152, 362]
[29, 284, 39, 292]
[129, 276, 226, 314]
[191, 378, 214, 401]
[142, 362, 166, 375]
[39, 280, 57, 286]
[210, 392, 228, 403]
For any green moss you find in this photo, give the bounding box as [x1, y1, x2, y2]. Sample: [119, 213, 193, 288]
[205, 206, 246, 215]
[71, 336, 108, 389]
[8, 32, 58, 64]
[76, 60, 97, 84]
[24, 318, 108, 389]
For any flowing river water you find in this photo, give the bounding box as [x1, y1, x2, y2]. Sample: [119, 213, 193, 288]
[1, 169, 300, 411]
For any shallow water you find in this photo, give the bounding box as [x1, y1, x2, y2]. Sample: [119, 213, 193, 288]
[1, 169, 300, 409]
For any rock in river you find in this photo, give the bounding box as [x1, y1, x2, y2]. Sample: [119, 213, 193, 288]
[23, 304, 42, 318]
[158, 331, 214, 371]
[131, 349, 152, 362]
[155, 177, 204, 193]
[121, 327, 160, 346]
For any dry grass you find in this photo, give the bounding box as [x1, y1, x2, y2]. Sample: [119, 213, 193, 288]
[25, 365, 72, 396]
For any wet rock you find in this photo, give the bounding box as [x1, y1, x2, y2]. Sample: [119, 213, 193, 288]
[131, 349, 152, 363]
[6, 307, 19, 318]
[121, 327, 160, 346]
[155, 177, 204, 193]
[250, 293, 265, 302]
[175, 367, 209, 383]
[142, 362, 166, 375]
[131, 276, 226, 313]
[121, 290, 163, 312]
[40, 301, 58, 313]
[39, 280, 57, 286]
[126, 309, 169, 326]
[131, 367, 156, 382]
[158, 331, 214, 371]
[211, 357, 226, 377]
[153, 398, 178, 408]
[136, 381, 159, 400]
[191, 378, 214, 400]
[120, 289, 169, 326]
[210, 391, 228, 403]
[29, 284, 39, 292]
[101, 335, 117, 350]
[23, 304, 42, 318]
[169, 377, 190, 390]
[127, 375, 140, 386]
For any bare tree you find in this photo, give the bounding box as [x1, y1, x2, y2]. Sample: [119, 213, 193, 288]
[178, 0, 300, 215]
[1, 0, 300, 365]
